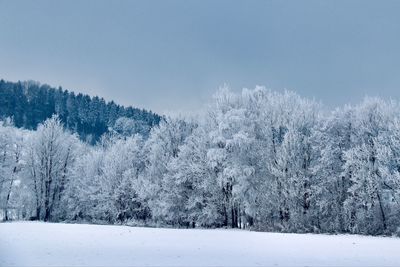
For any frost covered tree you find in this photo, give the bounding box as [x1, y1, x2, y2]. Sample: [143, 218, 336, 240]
[102, 135, 148, 222]
[0, 119, 24, 220]
[138, 117, 195, 223]
[65, 146, 105, 221]
[25, 115, 79, 221]
[312, 106, 356, 232]
[67, 134, 148, 223]
[159, 125, 226, 227]
[342, 98, 400, 234]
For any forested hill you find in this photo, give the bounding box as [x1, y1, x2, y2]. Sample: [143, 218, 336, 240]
[0, 79, 162, 142]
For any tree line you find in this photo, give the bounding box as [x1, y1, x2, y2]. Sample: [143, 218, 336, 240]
[0, 79, 161, 143]
[1, 86, 400, 236]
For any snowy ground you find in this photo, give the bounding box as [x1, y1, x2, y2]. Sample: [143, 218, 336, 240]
[1, 222, 400, 267]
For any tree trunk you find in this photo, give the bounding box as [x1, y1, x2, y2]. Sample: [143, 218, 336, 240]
[376, 191, 387, 232]
[5, 165, 17, 221]
[5, 179, 14, 221]
[222, 204, 228, 227]
[36, 207, 41, 220]
[231, 206, 235, 228]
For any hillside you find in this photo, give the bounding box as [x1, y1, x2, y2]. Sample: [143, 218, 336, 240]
[1, 222, 400, 266]
[0, 79, 162, 142]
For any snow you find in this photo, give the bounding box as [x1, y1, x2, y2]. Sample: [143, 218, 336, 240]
[1, 222, 400, 267]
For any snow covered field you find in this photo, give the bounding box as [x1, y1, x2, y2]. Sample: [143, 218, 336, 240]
[1, 222, 400, 267]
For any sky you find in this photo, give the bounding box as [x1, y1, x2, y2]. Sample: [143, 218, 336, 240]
[1, 0, 400, 114]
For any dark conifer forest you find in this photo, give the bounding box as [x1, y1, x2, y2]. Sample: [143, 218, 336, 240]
[0, 79, 162, 143]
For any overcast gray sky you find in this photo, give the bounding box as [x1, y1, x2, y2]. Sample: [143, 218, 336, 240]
[1, 0, 400, 114]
